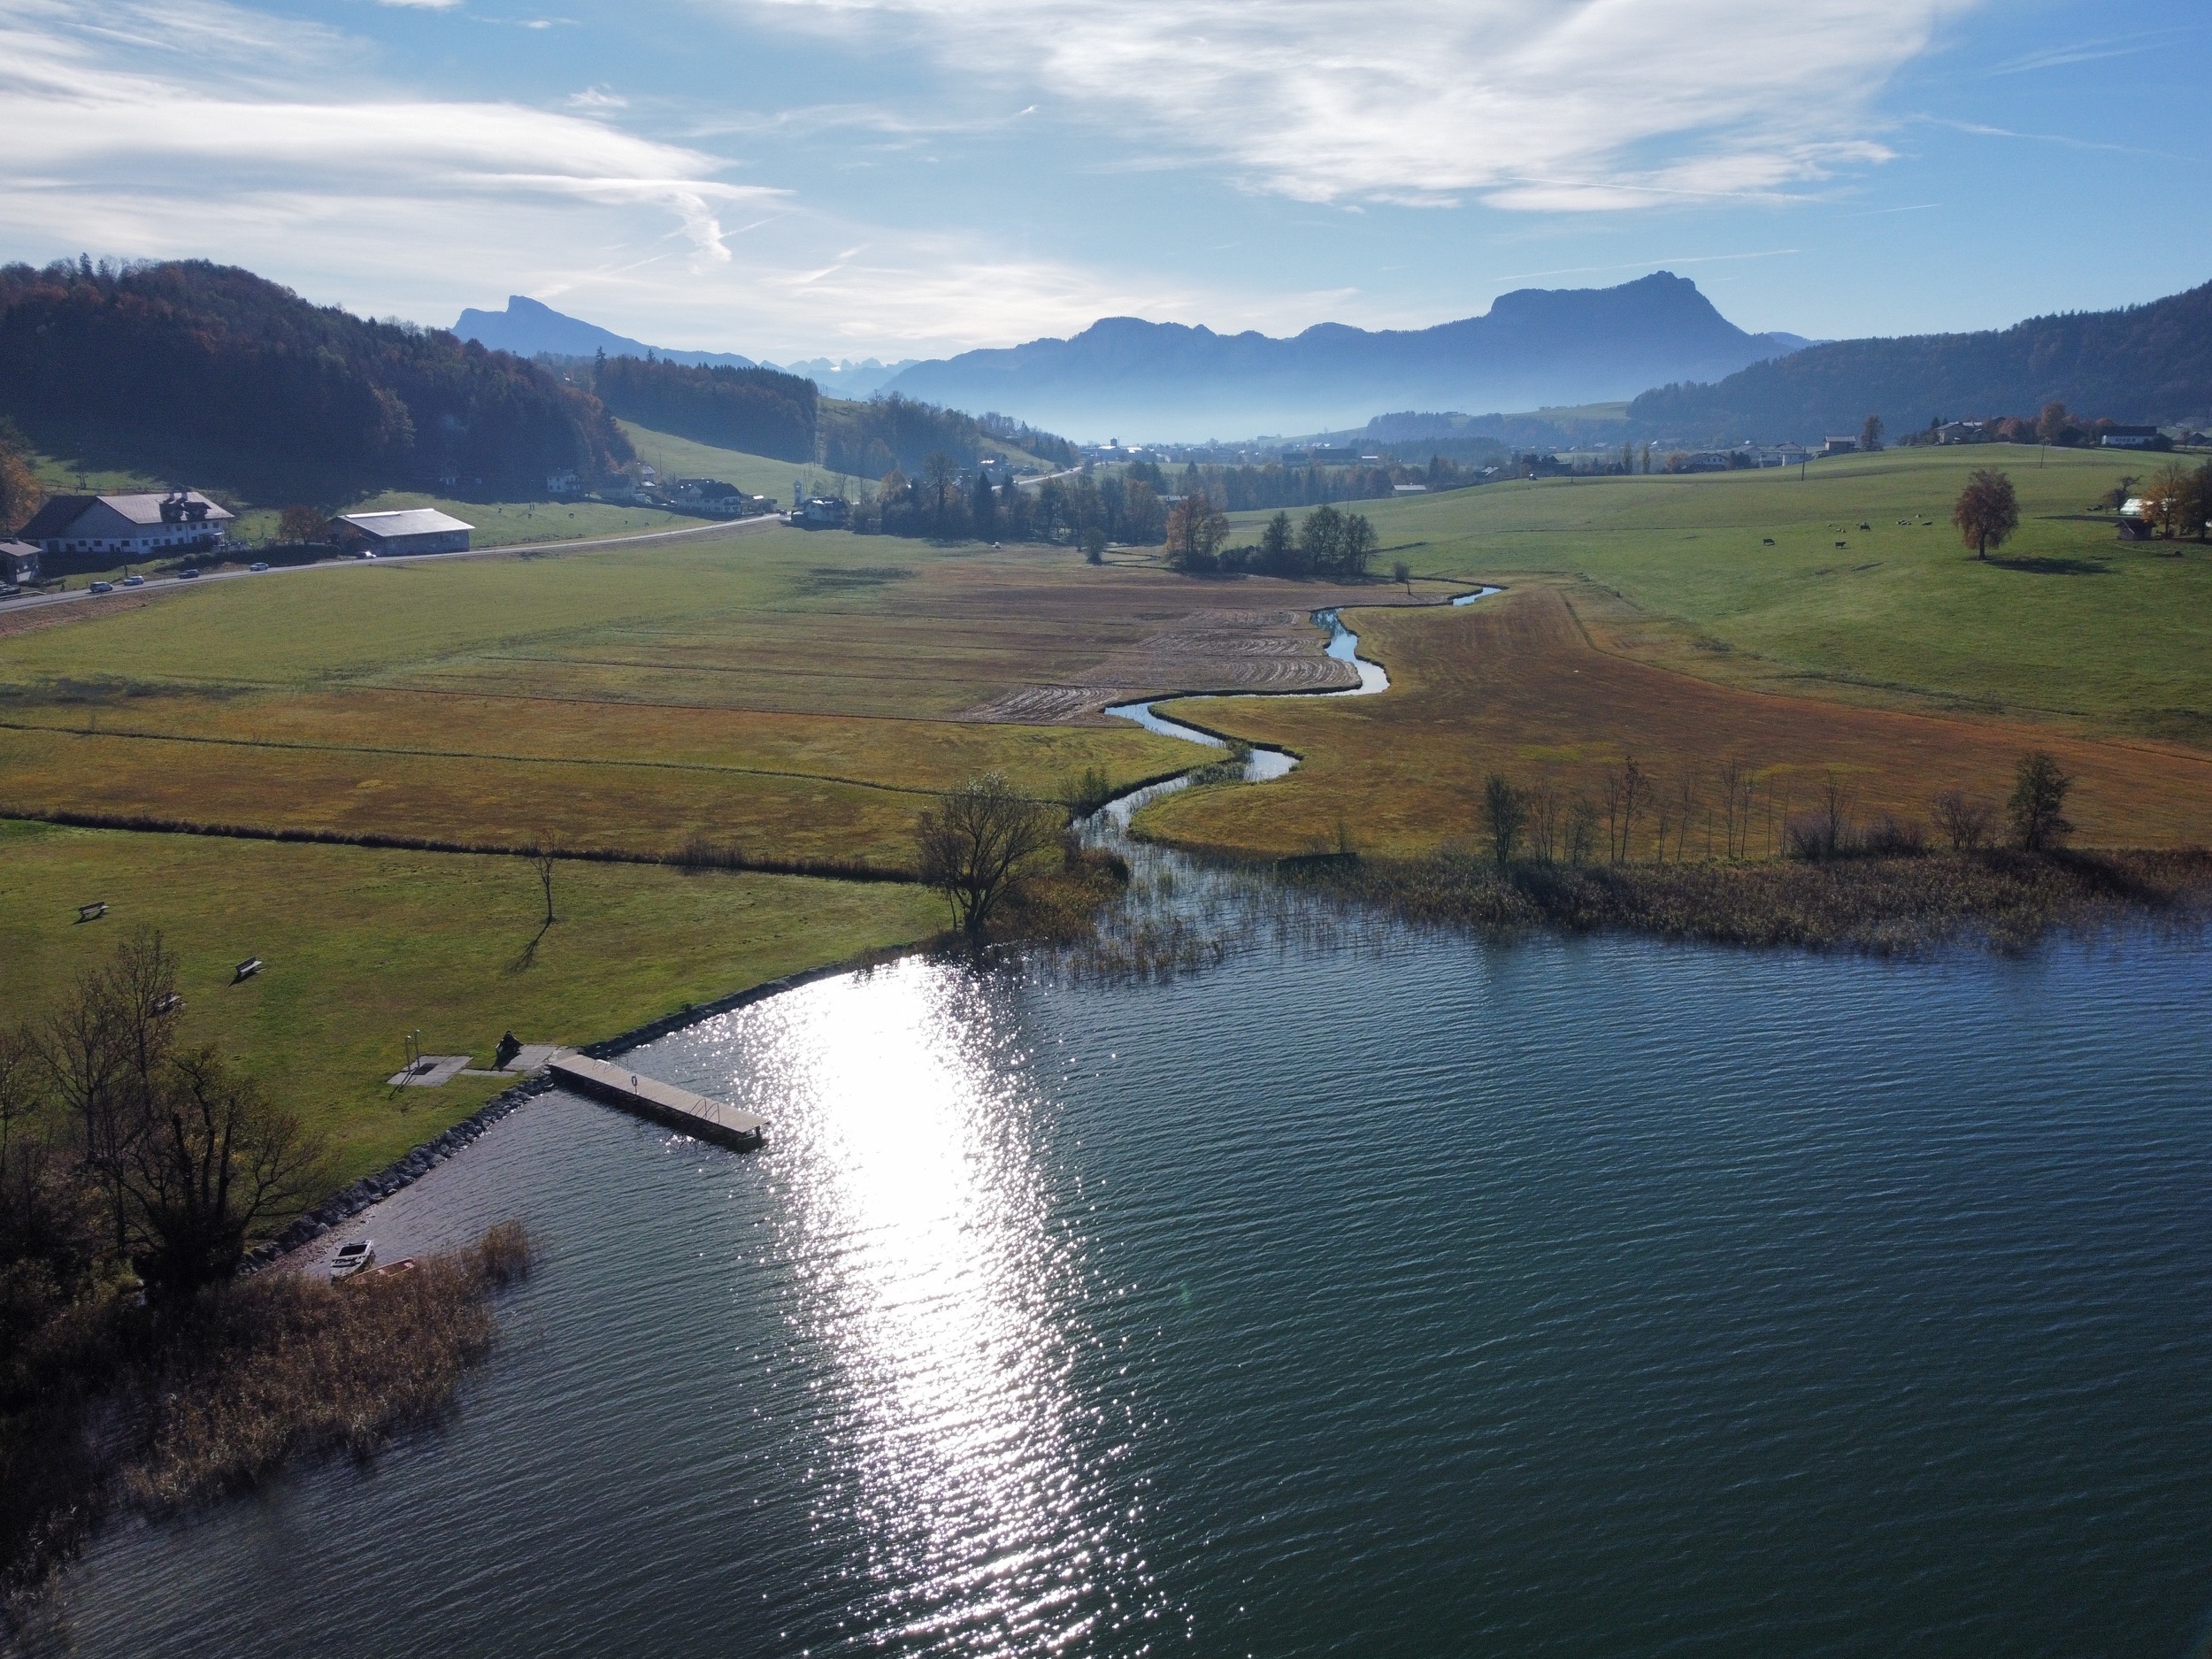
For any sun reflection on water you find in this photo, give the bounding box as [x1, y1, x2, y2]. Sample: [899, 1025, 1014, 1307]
[692, 957, 1158, 1654]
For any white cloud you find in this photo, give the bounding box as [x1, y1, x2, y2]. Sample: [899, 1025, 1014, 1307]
[733, 0, 1976, 208]
[0, 0, 1340, 356]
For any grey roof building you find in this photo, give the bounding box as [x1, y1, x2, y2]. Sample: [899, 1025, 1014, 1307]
[332, 509, 474, 556]
[19, 490, 233, 557]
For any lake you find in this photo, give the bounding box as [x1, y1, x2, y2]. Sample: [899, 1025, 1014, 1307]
[46, 902, 2212, 1656]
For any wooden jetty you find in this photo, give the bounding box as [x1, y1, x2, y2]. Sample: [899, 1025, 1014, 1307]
[548, 1055, 766, 1150]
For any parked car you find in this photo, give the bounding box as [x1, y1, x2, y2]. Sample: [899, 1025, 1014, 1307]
[250, 561, 270, 572]
[121, 573, 145, 587]
[329, 1240, 376, 1282]
[357, 549, 380, 560]
[88, 580, 113, 594]
[178, 567, 200, 580]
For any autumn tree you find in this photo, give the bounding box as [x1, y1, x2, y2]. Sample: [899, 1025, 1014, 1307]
[1952, 467, 2020, 559]
[2140, 464, 2194, 540]
[915, 774, 1059, 938]
[2036, 401, 2072, 446]
[0, 424, 42, 534]
[277, 504, 327, 543]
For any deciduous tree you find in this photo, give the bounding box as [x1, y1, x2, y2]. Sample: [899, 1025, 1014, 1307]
[915, 774, 1059, 938]
[1952, 467, 2020, 559]
[1481, 774, 1525, 868]
[2008, 751, 2074, 851]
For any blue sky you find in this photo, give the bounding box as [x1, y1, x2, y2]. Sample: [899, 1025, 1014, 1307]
[1, 0, 2206, 363]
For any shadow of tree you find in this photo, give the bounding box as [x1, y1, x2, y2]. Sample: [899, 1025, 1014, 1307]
[1985, 555, 2111, 575]
[505, 919, 552, 975]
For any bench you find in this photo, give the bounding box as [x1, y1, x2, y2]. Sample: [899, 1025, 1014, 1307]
[77, 902, 106, 923]
[234, 956, 264, 983]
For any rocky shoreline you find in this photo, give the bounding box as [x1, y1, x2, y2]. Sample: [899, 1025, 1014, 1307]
[240, 950, 916, 1274]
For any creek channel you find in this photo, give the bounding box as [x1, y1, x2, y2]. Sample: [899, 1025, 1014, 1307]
[43, 590, 2212, 1659]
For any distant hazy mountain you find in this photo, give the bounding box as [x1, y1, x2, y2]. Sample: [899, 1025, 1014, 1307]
[770, 357, 918, 397]
[453, 296, 757, 370]
[878, 273, 1809, 442]
[1628, 278, 2212, 442]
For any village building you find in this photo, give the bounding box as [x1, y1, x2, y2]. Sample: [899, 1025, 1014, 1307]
[331, 508, 474, 556]
[0, 540, 40, 584]
[18, 490, 233, 559]
[2099, 425, 2165, 449]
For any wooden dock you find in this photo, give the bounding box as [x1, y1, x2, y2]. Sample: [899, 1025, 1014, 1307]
[548, 1055, 766, 1151]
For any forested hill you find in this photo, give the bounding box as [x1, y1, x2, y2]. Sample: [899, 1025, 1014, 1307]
[0, 260, 631, 501]
[577, 353, 1078, 474]
[1629, 279, 2212, 442]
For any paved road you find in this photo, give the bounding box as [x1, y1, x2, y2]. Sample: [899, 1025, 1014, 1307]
[0, 511, 791, 620]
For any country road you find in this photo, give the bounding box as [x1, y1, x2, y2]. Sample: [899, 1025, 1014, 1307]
[0, 511, 790, 620]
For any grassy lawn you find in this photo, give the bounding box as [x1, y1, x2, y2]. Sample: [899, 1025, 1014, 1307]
[1312, 446, 2212, 741]
[1140, 579, 2212, 859]
[618, 422, 824, 501]
[0, 818, 942, 1186]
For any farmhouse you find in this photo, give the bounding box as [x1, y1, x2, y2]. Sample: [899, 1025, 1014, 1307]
[332, 508, 474, 556]
[0, 540, 39, 583]
[2100, 425, 2165, 449]
[19, 490, 233, 558]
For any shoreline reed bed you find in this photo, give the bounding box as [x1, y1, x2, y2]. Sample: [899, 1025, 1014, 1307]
[2, 1224, 534, 1619]
[1276, 848, 2212, 956]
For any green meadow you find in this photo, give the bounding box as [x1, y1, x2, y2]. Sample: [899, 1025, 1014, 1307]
[1318, 445, 2210, 740]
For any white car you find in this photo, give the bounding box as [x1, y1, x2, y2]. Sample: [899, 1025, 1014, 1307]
[330, 1239, 376, 1282]
[121, 574, 145, 588]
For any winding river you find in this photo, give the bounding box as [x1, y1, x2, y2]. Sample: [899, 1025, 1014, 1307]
[42, 595, 2212, 1658]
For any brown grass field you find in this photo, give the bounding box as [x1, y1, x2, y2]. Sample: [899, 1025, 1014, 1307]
[0, 528, 1394, 864]
[1139, 580, 2212, 858]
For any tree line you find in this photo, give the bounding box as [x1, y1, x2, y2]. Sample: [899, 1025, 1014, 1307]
[1166, 503, 1379, 578]
[0, 259, 631, 501]
[1476, 751, 2077, 870]
[855, 462, 1166, 549]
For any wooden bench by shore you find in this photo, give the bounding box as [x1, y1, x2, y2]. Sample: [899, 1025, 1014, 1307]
[548, 1055, 765, 1151]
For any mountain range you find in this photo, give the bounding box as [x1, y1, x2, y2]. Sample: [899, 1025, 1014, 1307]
[877, 274, 1812, 441]
[453, 298, 910, 395]
[1627, 278, 2212, 442]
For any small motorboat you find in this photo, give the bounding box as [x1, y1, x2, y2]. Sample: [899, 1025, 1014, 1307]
[329, 1239, 376, 1282]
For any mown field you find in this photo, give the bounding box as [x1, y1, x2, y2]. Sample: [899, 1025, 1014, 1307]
[1311, 445, 2210, 741]
[0, 818, 941, 1185]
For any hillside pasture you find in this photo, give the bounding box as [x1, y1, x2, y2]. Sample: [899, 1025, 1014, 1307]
[1318, 446, 2211, 741]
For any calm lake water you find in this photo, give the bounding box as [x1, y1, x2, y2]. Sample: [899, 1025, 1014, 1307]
[49, 906, 2212, 1656]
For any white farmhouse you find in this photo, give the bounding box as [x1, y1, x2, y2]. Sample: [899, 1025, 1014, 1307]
[19, 490, 233, 559]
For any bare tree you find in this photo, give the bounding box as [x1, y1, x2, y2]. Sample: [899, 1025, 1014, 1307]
[915, 773, 1060, 938]
[1673, 774, 1697, 863]
[2008, 752, 2074, 851]
[1606, 755, 1651, 862]
[1526, 783, 1561, 864]
[1717, 757, 1746, 858]
[1931, 789, 1995, 852]
[120, 1046, 324, 1301]
[1482, 774, 1526, 868]
[529, 840, 558, 926]
[1565, 797, 1599, 867]
[40, 930, 180, 1252]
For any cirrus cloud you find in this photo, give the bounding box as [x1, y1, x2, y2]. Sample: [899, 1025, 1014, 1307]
[733, 0, 1978, 208]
